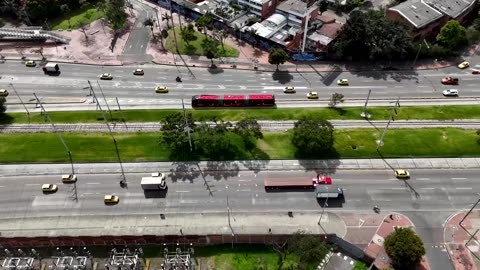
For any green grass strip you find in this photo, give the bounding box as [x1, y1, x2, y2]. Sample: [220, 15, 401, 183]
[2, 105, 480, 124]
[0, 128, 478, 163]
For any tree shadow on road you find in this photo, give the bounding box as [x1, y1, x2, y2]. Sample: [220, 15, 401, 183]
[345, 62, 419, 82]
[272, 70, 294, 84]
[204, 161, 240, 180]
[168, 161, 201, 183]
[297, 148, 341, 176]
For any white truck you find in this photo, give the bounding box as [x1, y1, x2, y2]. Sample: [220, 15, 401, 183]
[141, 173, 167, 190]
[42, 62, 60, 74]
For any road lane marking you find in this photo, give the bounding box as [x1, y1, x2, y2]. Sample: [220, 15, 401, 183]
[25, 184, 40, 186]
[86, 182, 100, 185]
[421, 188, 435, 190]
[451, 178, 467, 180]
[175, 190, 190, 193]
[239, 180, 251, 182]
[0, 185, 4, 188]
[237, 189, 251, 192]
[456, 187, 472, 190]
[391, 188, 405, 190]
[417, 178, 430, 180]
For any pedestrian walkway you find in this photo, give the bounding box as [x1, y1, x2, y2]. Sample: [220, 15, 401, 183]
[363, 213, 430, 270]
[444, 210, 480, 270]
[1, 158, 479, 177]
[1, 119, 479, 133]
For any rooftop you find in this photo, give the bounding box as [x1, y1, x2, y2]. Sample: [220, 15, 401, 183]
[424, 0, 476, 18]
[277, 0, 308, 15]
[308, 21, 343, 46]
[389, 0, 443, 28]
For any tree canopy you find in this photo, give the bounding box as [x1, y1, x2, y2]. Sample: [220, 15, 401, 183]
[181, 24, 197, 45]
[0, 97, 6, 114]
[333, 10, 413, 60]
[436, 20, 468, 51]
[202, 37, 219, 66]
[291, 117, 334, 157]
[384, 227, 426, 269]
[160, 112, 196, 160]
[268, 48, 289, 71]
[104, 0, 128, 31]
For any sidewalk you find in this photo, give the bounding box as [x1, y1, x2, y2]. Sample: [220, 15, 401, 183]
[1, 158, 480, 176]
[363, 213, 430, 270]
[444, 210, 480, 270]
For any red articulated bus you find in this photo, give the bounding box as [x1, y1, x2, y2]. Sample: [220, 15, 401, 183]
[191, 94, 275, 108]
[264, 175, 332, 190]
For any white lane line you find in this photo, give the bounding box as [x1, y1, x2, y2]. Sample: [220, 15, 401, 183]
[417, 178, 430, 180]
[175, 190, 190, 193]
[25, 184, 40, 186]
[237, 189, 251, 192]
[0, 185, 5, 188]
[86, 182, 101, 185]
[451, 178, 467, 180]
[456, 187, 472, 190]
[391, 188, 405, 190]
[421, 188, 435, 190]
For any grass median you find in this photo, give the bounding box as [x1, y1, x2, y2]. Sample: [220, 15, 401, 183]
[2, 105, 480, 124]
[0, 128, 478, 163]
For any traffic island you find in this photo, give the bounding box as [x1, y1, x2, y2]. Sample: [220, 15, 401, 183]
[444, 210, 480, 270]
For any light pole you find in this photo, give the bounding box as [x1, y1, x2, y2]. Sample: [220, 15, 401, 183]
[412, 39, 430, 69]
[9, 83, 30, 123]
[360, 89, 372, 119]
[377, 97, 400, 150]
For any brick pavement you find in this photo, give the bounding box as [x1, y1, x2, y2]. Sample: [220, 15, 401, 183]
[445, 211, 480, 270]
[363, 212, 430, 270]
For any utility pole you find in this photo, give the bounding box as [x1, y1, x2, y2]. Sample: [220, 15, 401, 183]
[377, 97, 400, 150]
[9, 83, 30, 123]
[90, 86, 126, 182]
[115, 97, 126, 125]
[317, 196, 329, 235]
[87, 81, 98, 110]
[96, 80, 114, 121]
[412, 39, 430, 69]
[360, 89, 372, 119]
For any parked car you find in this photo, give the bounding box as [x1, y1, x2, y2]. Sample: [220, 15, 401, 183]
[283, 86, 296, 93]
[441, 77, 459, 85]
[337, 79, 349, 86]
[307, 91, 319, 99]
[442, 89, 459, 96]
[394, 169, 410, 179]
[100, 73, 113, 80]
[155, 86, 169, 93]
[457, 61, 469, 69]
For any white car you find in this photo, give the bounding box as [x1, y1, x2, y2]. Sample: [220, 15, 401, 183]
[442, 89, 458, 96]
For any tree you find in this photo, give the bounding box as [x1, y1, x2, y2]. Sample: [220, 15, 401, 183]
[196, 13, 213, 35]
[268, 48, 289, 71]
[0, 97, 6, 114]
[291, 117, 334, 157]
[436, 20, 468, 51]
[328, 92, 344, 107]
[333, 10, 413, 60]
[317, 0, 328, 15]
[79, 22, 89, 42]
[161, 12, 172, 29]
[384, 227, 426, 269]
[160, 112, 196, 159]
[193, 121, 233, 159]
[234, 117, 263, 149]
[104, 0, 128, 32]
[287, 231, 330, 268]
[143, 17, 155, 35]
[202, 37, 219, 67]
[180, 24, 197, 45]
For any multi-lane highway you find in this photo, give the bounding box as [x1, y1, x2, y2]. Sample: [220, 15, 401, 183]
[1, 61, 480, 111]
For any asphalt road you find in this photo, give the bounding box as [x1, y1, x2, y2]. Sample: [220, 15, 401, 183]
[122, 0, 152, 56]
[2, 169, 474, 268]
[1, 61, 480, 109]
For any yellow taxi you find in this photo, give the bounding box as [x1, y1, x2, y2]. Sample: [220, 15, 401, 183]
[62, 174, 77, 183]
[104, 195, 120, 204]
[42, 184, 58, 193]
[337, 79, 349, 86]
[457, 61, 469, 69]
[133, 69, 144, 75]
[100, 73, 113, 80]
[283, 86, 296, 93]
[0, 89, 9, 97]
[25, 60, 36, 67]
[307, 91, 319, 99]
[155, 86, 169, 93]
[394, 169, 410, 179]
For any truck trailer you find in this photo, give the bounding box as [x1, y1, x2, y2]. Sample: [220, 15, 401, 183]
[315, 185, 343, 199]
[141, 177, 167, 190]
[264, 175, 332, 190]
[42, 62, 60, 74]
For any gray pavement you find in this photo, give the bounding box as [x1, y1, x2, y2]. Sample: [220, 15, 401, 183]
[2, 61, 480, 111]
[1, 120, 479, 133]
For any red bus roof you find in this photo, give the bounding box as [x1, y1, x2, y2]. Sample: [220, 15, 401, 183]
[195, 95, 219, 100]
[223, 95, 245, 100]
[248, 94, 274, 100]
